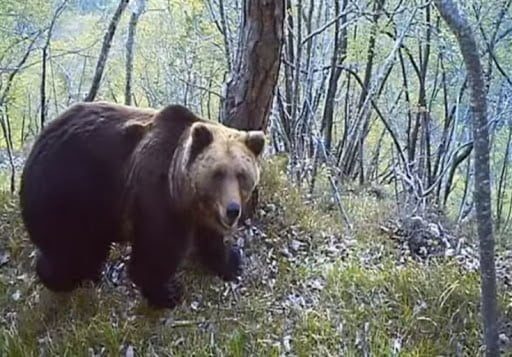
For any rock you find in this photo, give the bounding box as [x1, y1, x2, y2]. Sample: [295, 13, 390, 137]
[125, 345, 135, 357]
[499, 333, 510, 346]
[0, 251, 10, 267]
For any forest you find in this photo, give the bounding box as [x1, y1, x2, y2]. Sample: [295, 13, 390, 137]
[0, 0, 511, 355]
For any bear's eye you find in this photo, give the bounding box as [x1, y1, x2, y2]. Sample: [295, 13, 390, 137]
[237, 171, 250, 187]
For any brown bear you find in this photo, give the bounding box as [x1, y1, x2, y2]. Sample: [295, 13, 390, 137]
[19, 101, 265, 309]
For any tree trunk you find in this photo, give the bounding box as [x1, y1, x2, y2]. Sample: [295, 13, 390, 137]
[337, 0, 386, 181]
[222, 0, 285, 221]
[206, 0, 234, 72]
[40, 1, 68, 128]
[124, 0, 145, 105]
[218, 0, 233, 71]
[496, 125, 511, 232]
[40, 46, 48, 128]
[278, 0, 295, 151]
[221, 0, 285, 131]
[321, 0, 348, 153]
[434, 1, 499, 355]
[85, 0, 129, 102]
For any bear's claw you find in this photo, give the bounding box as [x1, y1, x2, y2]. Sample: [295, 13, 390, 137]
[220, 246, 243, 282]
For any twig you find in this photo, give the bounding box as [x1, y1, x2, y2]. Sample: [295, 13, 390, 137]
[166, 317, 239, 328]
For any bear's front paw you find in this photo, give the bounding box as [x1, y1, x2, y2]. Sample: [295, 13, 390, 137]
[220, 246, 243, 282]
[142, 279, 183, 309]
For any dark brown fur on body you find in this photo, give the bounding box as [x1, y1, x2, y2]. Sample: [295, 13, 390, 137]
[19, 101, 265, 309]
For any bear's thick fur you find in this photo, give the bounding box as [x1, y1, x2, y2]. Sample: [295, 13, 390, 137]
[19, 101, 265, 309]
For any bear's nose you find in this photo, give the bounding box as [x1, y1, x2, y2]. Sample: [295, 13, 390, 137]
[226, 202, 241, 224]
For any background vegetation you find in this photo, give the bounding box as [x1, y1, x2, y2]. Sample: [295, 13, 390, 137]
[0, 0, 511, 354]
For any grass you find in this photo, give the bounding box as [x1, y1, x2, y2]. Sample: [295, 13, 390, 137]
[0, 156, 510, 355]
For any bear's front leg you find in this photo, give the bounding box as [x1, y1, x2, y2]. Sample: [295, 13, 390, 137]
[129, 246, 185, 309]
[128, 222, 191, 309]
[194, 225, 243, 281]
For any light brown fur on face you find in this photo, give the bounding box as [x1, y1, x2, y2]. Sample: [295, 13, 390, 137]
[179, 122, 264, 233]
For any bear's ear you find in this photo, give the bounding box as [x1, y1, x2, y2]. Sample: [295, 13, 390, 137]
[187, 123, 214, 165]
[245, 131, 265, 157]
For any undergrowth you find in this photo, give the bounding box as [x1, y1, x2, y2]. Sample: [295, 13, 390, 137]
[0, 156, 509, 356]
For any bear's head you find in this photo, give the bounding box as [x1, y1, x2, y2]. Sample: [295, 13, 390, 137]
[172, 121, 265, 233]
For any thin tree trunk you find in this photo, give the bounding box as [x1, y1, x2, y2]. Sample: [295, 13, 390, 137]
[280, 0, 295, 149]
[434, 1, 499, 355]
[290, 0, 302, 133]
[0, 108, 16, 194]
[20, 110, 26, 146]
[457, 149, 472, 223]
[218, 0, 232, 71]
[40, 0, 68, 128]
[297, 0, 315, 150]
[350, 0, 385, 182]
[0, 33, 40, 194]
[85, 0, 129, 102]
[321, 0, 348, 153]
[206, 0, 233, 71]
[124, 0, 145, 105]
[443, 142, 473, 205]
[40, 46, 48, 128]
[420, 4, 433, 188]
[496, 125, 511, 232]
[338, 4, 415, 181]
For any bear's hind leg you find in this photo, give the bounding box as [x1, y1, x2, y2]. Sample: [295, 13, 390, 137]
[194, 226, 243, 282]
[36, 252, 80, 292]
[35, 238, 111, 292]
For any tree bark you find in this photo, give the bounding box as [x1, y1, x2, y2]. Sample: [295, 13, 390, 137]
[85, 0, 129, 102]
[434, 1, 499, 355]
[221, 0, 285, 131]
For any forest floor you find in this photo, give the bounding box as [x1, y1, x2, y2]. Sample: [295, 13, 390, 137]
[1, 156, 512, 356]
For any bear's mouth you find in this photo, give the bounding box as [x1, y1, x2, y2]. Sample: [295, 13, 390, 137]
[212, 204, 239, 232]
[218, 216, 237, 231]
[215, 210, 241, 232]
[199, 202, 239, 234]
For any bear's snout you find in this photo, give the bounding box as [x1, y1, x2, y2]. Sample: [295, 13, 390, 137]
[225, 202, 241, 225]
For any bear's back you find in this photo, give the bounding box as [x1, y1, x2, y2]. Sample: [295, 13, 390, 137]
[19, 102, 156, 240]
